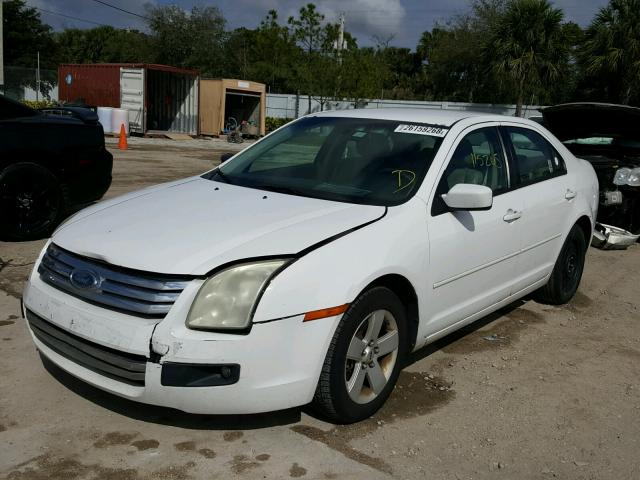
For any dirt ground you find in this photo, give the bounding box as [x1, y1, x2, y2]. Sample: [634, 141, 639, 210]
[1, 137, 639, 480]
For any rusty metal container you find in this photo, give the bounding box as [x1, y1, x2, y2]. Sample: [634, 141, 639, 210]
[58, 64, 199, 135]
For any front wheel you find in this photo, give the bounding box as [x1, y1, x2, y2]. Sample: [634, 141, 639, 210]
[534, 224, 587, 305]
[0, 163, 63, 241]
[312, 287, 407, 423]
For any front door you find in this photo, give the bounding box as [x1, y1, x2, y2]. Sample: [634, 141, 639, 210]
[422, 126, 523, 340]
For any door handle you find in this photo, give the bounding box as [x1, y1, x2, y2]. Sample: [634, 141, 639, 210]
[565, 189, 577, 200]
[503, 209, 522, 223]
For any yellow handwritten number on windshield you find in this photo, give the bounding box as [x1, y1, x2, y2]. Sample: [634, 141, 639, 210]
[392, 170, 416, 193]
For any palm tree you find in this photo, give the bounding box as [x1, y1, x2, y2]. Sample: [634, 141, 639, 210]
[581, 0, 640, 105]
[487, 0, 567, 116]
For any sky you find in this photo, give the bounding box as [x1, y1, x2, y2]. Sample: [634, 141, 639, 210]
[29, 0, 610, 49]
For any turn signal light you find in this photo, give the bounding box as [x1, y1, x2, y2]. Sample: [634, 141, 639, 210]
[303, 304, 349, 322]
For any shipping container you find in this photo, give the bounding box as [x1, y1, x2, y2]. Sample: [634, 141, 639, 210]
[200, 79, 266, 137]
[58, 64, 199, 135]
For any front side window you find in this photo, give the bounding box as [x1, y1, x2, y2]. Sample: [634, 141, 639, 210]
[505, 127, 566, 186]
[207, 117, 446, 206]
[432, 127, 508, 215]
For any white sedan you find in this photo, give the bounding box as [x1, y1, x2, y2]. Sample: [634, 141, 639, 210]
[23, 109, 598, 423]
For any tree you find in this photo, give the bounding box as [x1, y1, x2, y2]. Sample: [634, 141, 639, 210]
[486, 0, 567, 116]
[234, 10, 298, 93]
[417, 1, 510, 103]
[146, 5, 226, 76]
[2, 0, 57, 98]
[580, 0, 640, 105]
[377, 47, 422, 100]
[56, 27, 152, 64]
[342, 48, 389, 107]
[288, 4, 325, 111]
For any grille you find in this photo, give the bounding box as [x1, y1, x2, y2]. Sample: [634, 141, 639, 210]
[38, 243, 190, 317]
[26, 309, 147, 386]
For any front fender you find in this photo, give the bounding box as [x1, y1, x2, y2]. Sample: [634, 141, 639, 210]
[253, 199, 428, 322]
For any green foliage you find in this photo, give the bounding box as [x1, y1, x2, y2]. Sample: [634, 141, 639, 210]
[417, 1, 514, 103]
[266, 117, 293, 132]
[2, 0, 57, 97]
[580, 0, 640, 104]
[5, 0, 640, 108]
[145, 5, 226, 76]
[487, 0, 567, 115]
[56, 27, 153, 64]
[21, 99, 56, 109]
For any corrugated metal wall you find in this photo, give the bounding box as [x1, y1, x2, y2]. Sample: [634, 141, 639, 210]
[146, 69, 198, 135]
[58, 64, 121, 107]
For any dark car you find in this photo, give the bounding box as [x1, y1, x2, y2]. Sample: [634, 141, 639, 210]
[540, 103, 640, 235]
[0, 95, 113, 241]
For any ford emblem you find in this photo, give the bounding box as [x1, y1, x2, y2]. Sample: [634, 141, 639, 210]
[69, 269, 100, 290]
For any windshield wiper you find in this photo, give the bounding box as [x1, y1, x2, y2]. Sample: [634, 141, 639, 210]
[212, 169, 233, 184]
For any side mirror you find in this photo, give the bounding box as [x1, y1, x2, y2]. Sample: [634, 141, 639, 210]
[442, 183, 493, 211]
[220, 152, 234, 163]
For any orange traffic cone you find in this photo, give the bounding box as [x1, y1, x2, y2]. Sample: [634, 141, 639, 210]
[118, 123, 128, 150]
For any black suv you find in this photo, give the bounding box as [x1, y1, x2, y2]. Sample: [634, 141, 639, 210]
[0, 95, 113, 241]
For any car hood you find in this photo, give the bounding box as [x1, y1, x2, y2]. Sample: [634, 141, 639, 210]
[52, 177, 385, 275]
[540, 103, 640, 143]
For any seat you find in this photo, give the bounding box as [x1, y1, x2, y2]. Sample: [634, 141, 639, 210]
[330, 132, 391, 184]
[446, 139, 484, 190]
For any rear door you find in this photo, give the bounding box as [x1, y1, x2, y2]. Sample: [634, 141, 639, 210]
[120, 67, 145, 134]
[500, 125, 574, 291]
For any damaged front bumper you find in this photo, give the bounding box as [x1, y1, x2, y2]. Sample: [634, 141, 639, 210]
[591, 223, 640, 250]
[22, 267, 339, 415]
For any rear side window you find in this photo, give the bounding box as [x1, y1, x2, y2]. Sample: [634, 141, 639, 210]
[505, 127, 566, 186]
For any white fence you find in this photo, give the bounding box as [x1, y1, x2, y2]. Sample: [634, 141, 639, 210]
[266, 93, 543, 119]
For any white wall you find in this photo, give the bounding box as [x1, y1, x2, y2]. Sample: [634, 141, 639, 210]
[266, 93, 543, 119]
[23, 84, 59, 102]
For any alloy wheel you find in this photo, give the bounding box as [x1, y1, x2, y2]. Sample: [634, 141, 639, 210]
[344, 309, 399, 404]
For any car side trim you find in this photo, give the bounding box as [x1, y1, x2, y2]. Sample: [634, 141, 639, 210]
[433, 232, 562, 289]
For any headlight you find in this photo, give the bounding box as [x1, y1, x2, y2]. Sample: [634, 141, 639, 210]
[628, 167, 640, 187]
[613, 168, 631, 185]
[186, 259, 288, 331]
[613, 167, 640, 186]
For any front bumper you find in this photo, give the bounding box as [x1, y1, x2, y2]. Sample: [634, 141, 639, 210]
[23, 267, 340, 415]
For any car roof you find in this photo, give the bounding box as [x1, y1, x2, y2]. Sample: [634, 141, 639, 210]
[308, 107, 535, 128]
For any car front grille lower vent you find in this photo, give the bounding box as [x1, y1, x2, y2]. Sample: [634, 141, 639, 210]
[38, 243, 190, 317]
[26, 309, 147, 386]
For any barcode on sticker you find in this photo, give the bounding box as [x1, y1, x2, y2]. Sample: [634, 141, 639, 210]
[394, 124, 448, 137]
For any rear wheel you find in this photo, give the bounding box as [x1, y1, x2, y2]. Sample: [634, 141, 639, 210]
[312, 287, 407, 423]
[0, 163, 63, 241]
[534, 224, 587, 305]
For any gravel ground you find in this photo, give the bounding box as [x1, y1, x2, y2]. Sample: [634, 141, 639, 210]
[0, 139, 639, 480]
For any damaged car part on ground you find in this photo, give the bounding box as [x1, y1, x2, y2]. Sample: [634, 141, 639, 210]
[22, 108, 598, 423]
[540, 103, 640, 243]
[0, 95, 113, 241]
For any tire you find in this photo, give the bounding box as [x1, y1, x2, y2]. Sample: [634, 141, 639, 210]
[312, 287, 407, 423]
[0, 162, 63, 241]
[534, 224, 587, 305]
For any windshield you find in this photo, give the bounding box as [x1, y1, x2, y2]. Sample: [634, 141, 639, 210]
[206, 116, 446, 206]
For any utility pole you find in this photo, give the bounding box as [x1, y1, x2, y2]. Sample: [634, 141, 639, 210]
[333, 13, 345, 105]
[36, 51, 41, 102]
[337, 13, 345, 64]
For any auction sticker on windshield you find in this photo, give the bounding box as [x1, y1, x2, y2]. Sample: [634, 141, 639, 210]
[394, 124, 448, 137]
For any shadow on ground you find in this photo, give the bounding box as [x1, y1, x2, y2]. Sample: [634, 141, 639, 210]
[40, 298, 540, 430]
